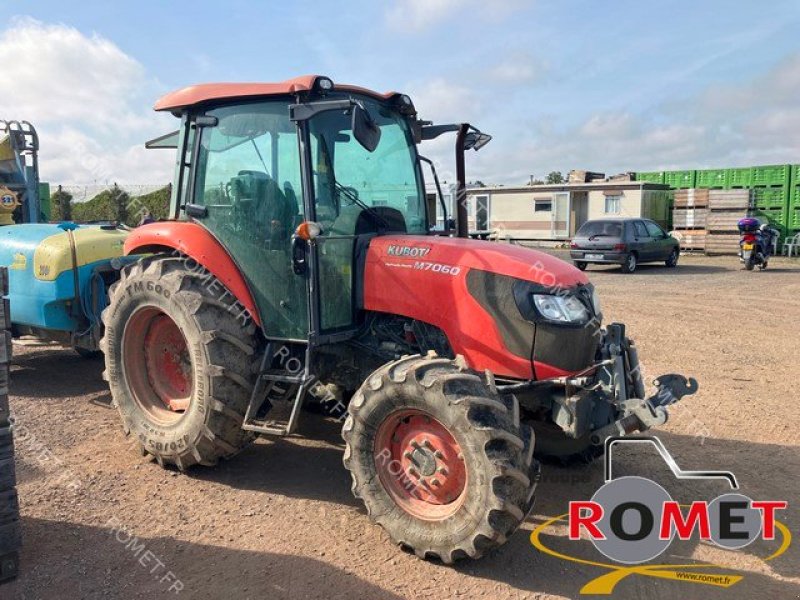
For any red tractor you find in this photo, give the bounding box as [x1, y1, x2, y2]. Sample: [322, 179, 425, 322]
[102, 75, 694, 562]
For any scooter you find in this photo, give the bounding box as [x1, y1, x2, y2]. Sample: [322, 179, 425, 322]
[738, 217, 776, 271]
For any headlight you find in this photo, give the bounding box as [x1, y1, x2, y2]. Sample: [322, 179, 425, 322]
[532, 294, 590, 324]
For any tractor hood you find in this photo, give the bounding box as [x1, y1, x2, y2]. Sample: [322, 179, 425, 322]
[363, 235, 592, 381]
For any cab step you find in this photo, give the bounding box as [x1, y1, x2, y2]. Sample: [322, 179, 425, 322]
[242, 342, 311, 436]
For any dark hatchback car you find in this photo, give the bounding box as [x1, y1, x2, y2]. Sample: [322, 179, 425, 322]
[569, 218, 680, 273]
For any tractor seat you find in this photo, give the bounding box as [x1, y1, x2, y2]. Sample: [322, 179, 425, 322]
[232, 170, 296, 241]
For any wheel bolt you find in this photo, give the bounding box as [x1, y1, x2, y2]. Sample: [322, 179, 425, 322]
[422, 438, 434, 450]
[430, 478, 441, 487]
[437, 466, 448, 476]
[433, 450, 444, 459]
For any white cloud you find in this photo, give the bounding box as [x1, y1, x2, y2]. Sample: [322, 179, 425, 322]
[406, 77, 483, 124]
[0, 18, 173, 186]
[449, 52, 800, 185]
[486, 52, 543, 84]
[387, 0, 464, 32]
[387, 0, 532, 32]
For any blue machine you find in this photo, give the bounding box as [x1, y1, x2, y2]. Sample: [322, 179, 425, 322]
[0, 120, 131, 355]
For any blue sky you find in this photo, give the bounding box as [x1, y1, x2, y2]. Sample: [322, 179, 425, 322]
[1, 0, 799, 186]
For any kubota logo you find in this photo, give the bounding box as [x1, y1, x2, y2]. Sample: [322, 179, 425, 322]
[386, 244, 431, 258]
[530, 436, 791, 594]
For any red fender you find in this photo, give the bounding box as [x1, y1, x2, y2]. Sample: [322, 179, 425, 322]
[124, 222, 261, 326]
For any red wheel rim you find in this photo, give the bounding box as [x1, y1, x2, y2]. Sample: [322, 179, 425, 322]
[374, 409, 467, 520]
[122, 307, 193, 424]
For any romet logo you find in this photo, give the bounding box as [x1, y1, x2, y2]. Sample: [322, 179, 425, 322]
[386, 244, 431, 258]
[530, 436, 791, 594]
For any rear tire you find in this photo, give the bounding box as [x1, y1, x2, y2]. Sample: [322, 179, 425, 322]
[621, 253, 637, 273]
[744, 259, 755, 271]
[101, 256, 258, 470]
[342, 354, 539, 564]
[574, 261, 587, 271]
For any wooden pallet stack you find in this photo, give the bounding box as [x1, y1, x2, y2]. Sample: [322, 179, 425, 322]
[0, 267, 19, 584]
[705, 190, 750, 255]
[672, 189, 708, 250]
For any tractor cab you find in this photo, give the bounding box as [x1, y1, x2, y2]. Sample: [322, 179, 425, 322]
[148, 76, 489, 341]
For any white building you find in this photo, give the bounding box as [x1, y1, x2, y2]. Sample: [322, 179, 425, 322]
[450, 181, 671, 241]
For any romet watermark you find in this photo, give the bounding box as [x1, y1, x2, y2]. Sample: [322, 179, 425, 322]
[530, 436, 791, 595]
[106, 517, 184, 594]
[174, 250, 253, 327]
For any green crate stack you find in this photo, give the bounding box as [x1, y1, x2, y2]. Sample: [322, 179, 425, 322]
[791, 165, 800, 208]
[751, 164, 790, 188]
[664, 170, 696, 189]
[752, 207, 788, 241]
[790, 206, 800, 228]
[695, 169, 727, 189]
[751, 187, 788, 210]
[726, 167, 752, 188]
[788, 176, 800, 240]
[635, 171, 665, 184]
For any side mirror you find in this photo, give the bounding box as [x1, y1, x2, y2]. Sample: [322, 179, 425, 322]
[463, 131, 492, 151]
[352, 103, 381, 152]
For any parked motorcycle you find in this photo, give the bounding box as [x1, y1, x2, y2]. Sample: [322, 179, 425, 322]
[738, 218, 776, 271]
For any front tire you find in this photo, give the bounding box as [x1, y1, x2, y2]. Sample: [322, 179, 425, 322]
[101, 256, 258, 470]
[574, 261, 587, 271]
[342, 354, 539, 564]
[665, 248, 679, 267]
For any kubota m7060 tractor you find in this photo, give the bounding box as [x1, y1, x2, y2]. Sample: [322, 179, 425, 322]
[102, 76, 694, 562]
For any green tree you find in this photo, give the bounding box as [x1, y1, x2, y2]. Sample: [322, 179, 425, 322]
[110, 184, 130, 224]
[545, 171, 564, 184]
[50, 186, 73, 221]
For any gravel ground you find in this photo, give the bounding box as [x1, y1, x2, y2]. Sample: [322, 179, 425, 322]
[4, 252, 800, 600]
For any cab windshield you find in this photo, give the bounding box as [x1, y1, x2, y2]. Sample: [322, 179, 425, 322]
[309, 96, 426, 235]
